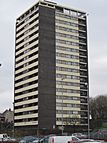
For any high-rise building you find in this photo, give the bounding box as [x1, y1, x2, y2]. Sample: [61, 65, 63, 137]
[14, 0, 89, 135]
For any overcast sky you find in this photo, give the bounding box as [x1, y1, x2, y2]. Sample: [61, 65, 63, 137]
[0, 0, 107, 112]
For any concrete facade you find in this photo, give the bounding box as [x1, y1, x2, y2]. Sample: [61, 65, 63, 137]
[14, 0, 89, 134]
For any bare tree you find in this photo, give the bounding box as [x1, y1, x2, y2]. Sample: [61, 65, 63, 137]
[90, 95, 107, 120]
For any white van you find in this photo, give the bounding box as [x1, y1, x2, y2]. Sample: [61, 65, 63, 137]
[48, 136, 80, 143]
[0, 133, 10, 141]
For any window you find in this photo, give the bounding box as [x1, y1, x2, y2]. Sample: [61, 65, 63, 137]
[56, 88, 80, 94]
[56, 52, 79, 59]
[24, 23, 29, 29]
[25, 17, 29, 22]
[56, 74, 80, 80]
[56, 32, 79, 40]
[64, 9, 70, 15]
[24, 43, 29, 47]
[56, 81, 80, 87]
[24, 36, 29, 41]
[56, 25, 78, 33]
[56, 39, 79, 46]
[56, 59, 79, 66]
[56, 12, 78, 20]
[56, 66, 79, 73]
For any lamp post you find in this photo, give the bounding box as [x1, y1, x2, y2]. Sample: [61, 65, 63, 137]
[85, 82, 90, 138]
[87, 89, 90, 138]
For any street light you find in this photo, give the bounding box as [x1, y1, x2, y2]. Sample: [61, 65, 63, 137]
[85, 82, 90, 138]
[87, 88, 90, 138]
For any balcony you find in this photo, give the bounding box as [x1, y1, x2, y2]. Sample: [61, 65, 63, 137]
[79, 26, 86, 32]
[78, 19, 86, 25]
[80, 91, 87, 96]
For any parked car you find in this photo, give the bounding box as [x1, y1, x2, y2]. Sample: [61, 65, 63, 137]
[77, 139, 95, 143]
[48, 135, 80, 143]
[33, 137, 45, 143]
[77, 140, 105, 143]
[77, 139, 106, 143]
[72, 133, 87, 139]
[33, 134, 56, 143]
[20, 136, 38, 143]
[0, 133, 10, 141]
[0, 133, 16, 142]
